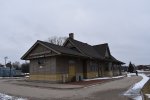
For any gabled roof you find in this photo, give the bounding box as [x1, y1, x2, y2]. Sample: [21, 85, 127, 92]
[65, 38, 103, 59]
[21, 34, 125, 64]
[93, 43, 124, 64]
[21, 40, 87, 60]
[110, 55, 125, 64]
[38, 40, 87, 57]
[93, 43, 109, 57]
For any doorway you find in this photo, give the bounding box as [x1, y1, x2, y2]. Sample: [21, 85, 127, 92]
[68, 60, 76, 82]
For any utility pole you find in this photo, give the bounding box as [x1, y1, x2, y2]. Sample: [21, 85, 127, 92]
[9, 61, 12, 77]
[4, 57, 8, 67]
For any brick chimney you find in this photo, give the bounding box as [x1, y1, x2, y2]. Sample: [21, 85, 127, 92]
[69, 33, 74, 39]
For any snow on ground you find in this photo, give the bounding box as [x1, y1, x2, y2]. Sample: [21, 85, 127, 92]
[127, 73, 136, 77]
[132, 74, 149, 90]
[124, 73, 149, 100]
[0, 93, 27, 100]
[133, 96, 142, 100]
[83, 75, 125, 81]
[145, 94, 150, 98]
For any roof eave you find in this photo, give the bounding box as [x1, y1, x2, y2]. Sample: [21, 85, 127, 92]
[21, 40, 61, 60]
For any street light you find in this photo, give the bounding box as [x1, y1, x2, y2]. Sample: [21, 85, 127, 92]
[4, 57, 8, 67]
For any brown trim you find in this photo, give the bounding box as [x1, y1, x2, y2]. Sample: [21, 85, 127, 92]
[21, 41, 39, 60]
[63, 38, 90, 58]
[63, 38, 83, 53]
[39, 42, 61, 54]
[26, 54, 60, 60]
[21, 41, 61, 60]
[30, 51, 52, 56]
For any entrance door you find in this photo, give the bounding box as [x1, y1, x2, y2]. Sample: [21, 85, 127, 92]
[82, 60, 87, 79]
[69, 65, 76, 82]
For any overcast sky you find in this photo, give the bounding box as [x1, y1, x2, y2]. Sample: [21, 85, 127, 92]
[0, 0, 150, 65]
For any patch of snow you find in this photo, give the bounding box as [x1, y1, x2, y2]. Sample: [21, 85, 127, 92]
[124, 74, 149, 100]
[127, 73, 136, 77]
[0, 93, 27, 100]
[83, 75, 125, 81]
[145, 94, 150, 98]
[83, 77, 110, 81]
[0, 77, 22, 79]
[132, 74, 149, 90]
[112, 76, 124, 79]
[133, 96, 142, 100]
[0, 93, 12, 100]
[17, 98, 27, 100]
[25, 76, 29, 78]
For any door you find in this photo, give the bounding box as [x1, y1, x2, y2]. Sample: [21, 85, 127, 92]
[69, 65, 76, 82]
[83, 60, 87, 79]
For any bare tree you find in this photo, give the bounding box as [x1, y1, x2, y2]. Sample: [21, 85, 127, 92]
[48, 36, 67, 46]
[21, 62, 29, 73]
[12, 61, 21, 70]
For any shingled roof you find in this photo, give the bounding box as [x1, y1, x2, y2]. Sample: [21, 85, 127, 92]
[38, 40, 87, 57]
[66, 38, 103, 59]
[110, 55, 125, 64]
[21, 40, 88, 60]
[93, 43, 124, 64]
[93, 43, 109, 57]
[22, 33, 124, 64]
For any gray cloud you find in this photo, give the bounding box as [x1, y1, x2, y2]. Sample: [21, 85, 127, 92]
[0, 0, 150, 65]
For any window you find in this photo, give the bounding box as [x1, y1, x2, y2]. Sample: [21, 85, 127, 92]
[90, 61, 98, 72]
[38, 58, 45, 65]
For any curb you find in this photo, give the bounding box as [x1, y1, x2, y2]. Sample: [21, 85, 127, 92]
[10, 76, 126, 90]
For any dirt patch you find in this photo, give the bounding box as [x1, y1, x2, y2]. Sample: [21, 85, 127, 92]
[142, 79, 150, 100]
[142, 80, 150, 94]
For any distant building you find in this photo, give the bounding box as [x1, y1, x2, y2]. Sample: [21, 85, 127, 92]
[137, 65, 150, 70]
[21, 33, 125, 83]
[0, 67, 15, 77]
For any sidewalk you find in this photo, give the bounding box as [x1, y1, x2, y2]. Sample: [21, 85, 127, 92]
[8, 75, 125, 90]
[12, 81, 83, 89]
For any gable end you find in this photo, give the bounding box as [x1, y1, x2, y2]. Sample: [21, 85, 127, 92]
[21, 41, 61, 60]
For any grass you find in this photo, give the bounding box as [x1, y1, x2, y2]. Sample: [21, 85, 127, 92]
[142, 80, 150, 93]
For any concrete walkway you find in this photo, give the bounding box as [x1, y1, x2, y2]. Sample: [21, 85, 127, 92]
[10, 80, 83, 89]
[8, 78, 113, 89]
[0, 76, 142, 100]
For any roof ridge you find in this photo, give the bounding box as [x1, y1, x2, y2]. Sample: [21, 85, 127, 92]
[38, 40, 88, 57]
[69, 38, 96, 48]
[38, 40, 63, 47]
[70, 38, 88, 44]
[93, 43, 108, 47]
[68, 38, 103, 59]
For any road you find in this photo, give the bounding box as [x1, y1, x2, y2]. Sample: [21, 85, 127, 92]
[0, 76, 142, 100]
